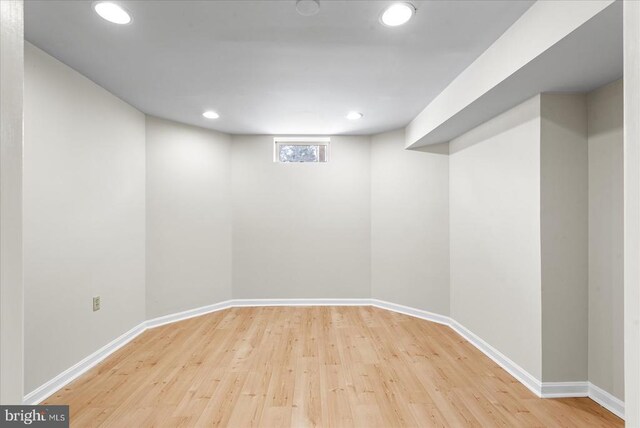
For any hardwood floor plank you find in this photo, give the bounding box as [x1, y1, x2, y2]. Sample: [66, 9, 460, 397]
[42, 306, 623, 427]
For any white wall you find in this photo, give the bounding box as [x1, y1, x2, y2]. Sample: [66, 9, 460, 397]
[587, 80, 624, 400]
[0, 0, 24, 405]
[19, 31, 632, 414]
[449, 88, 624, 390]
[624, 0, 640, 424]
[231, 135, 371, 299]
[371, 130, 449, 314]
[450, 96, 543, 379]
[24, 43, 146, 393]
[540, 94, 588, 382]
[146, 116, 232, 318]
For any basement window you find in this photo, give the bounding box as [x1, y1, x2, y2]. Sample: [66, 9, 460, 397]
[274, 137, 330, 163]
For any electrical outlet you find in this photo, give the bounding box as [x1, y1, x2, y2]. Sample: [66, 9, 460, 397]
[93, 296, 101, 312]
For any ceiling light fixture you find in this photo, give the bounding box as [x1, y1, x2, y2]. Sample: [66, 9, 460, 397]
[202, 111, 220, 119]
[380, 2, 415, 27]
[346, 111, 363, 120]
[93, 1, 132, 25]
[296, 0, 320, 16]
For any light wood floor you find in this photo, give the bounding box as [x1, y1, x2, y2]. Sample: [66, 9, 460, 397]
[44, 306, 622, 427]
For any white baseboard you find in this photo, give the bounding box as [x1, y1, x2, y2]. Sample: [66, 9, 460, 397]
[589, 382, 625, 419]
[232, 298, 371, 307]
[145, 300, 233, 329]
[537, 381, 625, 420]
[540, 381, 589, 398]
[143, 298, 372, 330]
[370, 299, 451, 326]
[22, 297, 625, 421]
[23, 298, 366, 404]
[22, 322, 147, 405]
[449, 319, 543, 397]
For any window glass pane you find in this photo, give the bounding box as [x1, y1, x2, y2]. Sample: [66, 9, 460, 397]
[279, 144, 320, 162]
[274, 139, 329, 163]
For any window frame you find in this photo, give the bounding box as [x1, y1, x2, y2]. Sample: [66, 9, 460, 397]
[273, 137, 331, 163]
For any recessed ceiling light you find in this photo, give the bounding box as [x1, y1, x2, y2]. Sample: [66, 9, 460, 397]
[93, 2, 132, 25]
[296, 0, 320, 16]
[380, 3, 415, 27]
[346, 111, 363, 120]
[202, 111, 220, 119]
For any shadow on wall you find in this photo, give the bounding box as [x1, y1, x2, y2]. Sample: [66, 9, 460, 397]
[413, 142, 450, 155]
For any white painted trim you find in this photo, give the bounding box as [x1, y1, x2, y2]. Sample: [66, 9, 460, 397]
[540, 381, 588, 398]
[232, 298, 371, 307]
[22, 298, 367, 404]
[370, 299, 451, 326]
[537, 381, 624, 421]
[22, 322, 146, 405]
[449, 319, 543, 397]
[21, 297, 626, 421]
[145, 300, 233, 329]
[589, 382, 625, 420]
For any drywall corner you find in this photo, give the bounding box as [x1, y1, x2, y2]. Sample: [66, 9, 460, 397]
[587, 79, 624, 401]
[145, 116, 233, 319]
[540, 93, 588, 382]
[371, 129, 450, 315]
